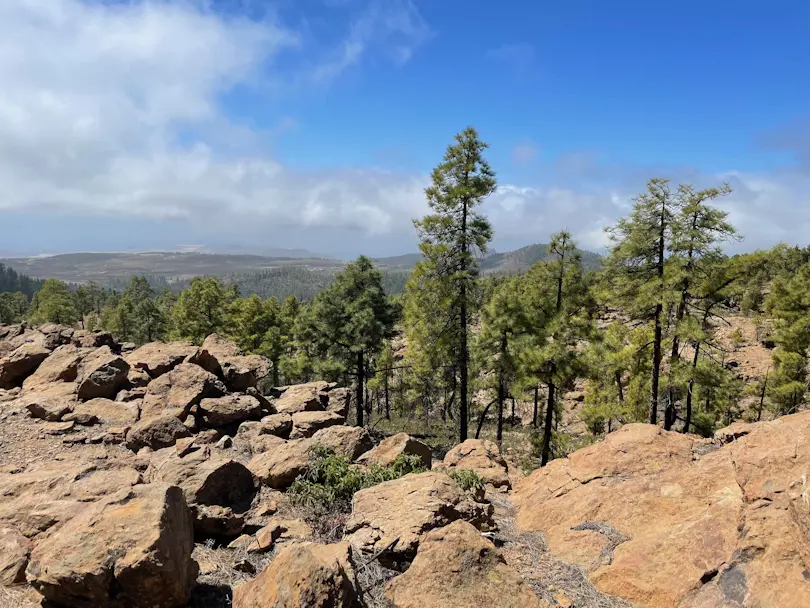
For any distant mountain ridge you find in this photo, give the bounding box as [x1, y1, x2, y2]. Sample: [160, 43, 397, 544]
[375, 243, 602, 274]
[1, 244, 602, 300]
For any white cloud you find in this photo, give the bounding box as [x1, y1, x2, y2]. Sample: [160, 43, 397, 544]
[0, 1, 807, 258]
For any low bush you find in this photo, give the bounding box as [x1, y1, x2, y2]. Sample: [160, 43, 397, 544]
[448, 469, 485, 496]
[288, 445, 427, 515]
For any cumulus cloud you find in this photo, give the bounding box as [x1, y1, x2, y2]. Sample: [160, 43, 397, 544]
[0, 1, 807, 258]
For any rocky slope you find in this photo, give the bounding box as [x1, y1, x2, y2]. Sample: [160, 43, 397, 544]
[1, 322, 807, 607]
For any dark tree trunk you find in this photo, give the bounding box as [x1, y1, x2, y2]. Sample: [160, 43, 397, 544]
[757, 371, 768, 421]
[459, 198, 469, 442]
[355, 350, 364, 427]
[541, 371, 556, 466]
[615, 371, 624, 403]
[683, 341, 700, 434]
[271, 357, 280, 387]
[384, 372, 390, 419]
[496, 365, 505, 444]
[651, 199, 666, 425]
[475, 399, 496, 439]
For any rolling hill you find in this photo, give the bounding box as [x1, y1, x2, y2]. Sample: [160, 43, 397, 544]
[1, 244, 601, 300]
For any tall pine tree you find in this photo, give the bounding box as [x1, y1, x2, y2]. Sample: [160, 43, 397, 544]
[412, 127, 496, 441]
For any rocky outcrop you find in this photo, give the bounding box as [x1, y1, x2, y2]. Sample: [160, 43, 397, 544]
[0, 527, 31, 586]
[0, 459, 141, 538]
[290, 410, 345, 439]
[140, 363, 226, 419]
[21, 344, 85, 390]
[386, 520, 545, 608]
[232, 541, 358, 608]
[345, 471, 495, 562]
[146, 445, 255, 538]
[440, 438, 510, 489]
[228, 518, 313, 553]
[0, 343, 50, 389]
[65, 398, 139, 426]
[26, 484, 198, 608]
[75, 346, 129, 401]
[311, 425, 374, 461]
[197, 394, 263, 427]
[514, 415, 810, 608]
[357, 432, 432, 469]
[126, 410, 192, 451]
[272, 381, 331, 414]
[201, 334, 270, 392]
[125, 342, 198, 378]
[247, 439, 313, 489]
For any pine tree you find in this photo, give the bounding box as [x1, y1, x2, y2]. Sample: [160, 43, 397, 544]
[604, 179, 679, 425]
[765, 261, 810, 414]
[304, 256, 397, 427]
[476, 276, 524, 443]
[664, 184, 735, 428]
[29, 279, 78, 326]
[412, 127, 496, 441]
[171, 277, 230, 343]
[519, 231, 593, 465]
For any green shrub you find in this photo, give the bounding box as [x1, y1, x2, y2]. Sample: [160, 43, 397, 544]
[288, 446, 427, 515]
[448, 469, 485, 495]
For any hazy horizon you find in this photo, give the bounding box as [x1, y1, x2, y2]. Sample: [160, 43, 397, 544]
[0, 1, 808, 259]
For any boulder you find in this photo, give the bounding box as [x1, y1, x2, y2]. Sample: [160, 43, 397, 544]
[232, 541, 358, 608]
[441, 439, 510, 490]
[71, 329, 117, 350]
[290, 410, 345, 439]
[125, 342, 197, 378]
[0, 527, 31, 585]
[0, 343, 50, 389]
[201, 334, 270, 391]
[21, 344, 85, 390]
[126, 410, 192, 451]
[26, 398, 73, 422]
[272, 381, 331, 414]
[326, 387, 351, 418]
[0, 460, 142, 537]
[513, 416, 810, 608]
[228, 518, 313, 553]
[385, 520, 544, 608]
[140, 363, 226, 419]
[345, 471, 495, 561]
[76, 347, 129, 401]
[192, 504, 245, 539]
[127, 368, 151, 388]
[258, 413, 294, 437]
[311, 425, 374, 461]
[198, 394, 263, 428]
[65, 398, 139, 426]
[357, 432, 432, 469]
[235, 416, 293, 453]
[26, 484, 197, 608]
[146, 446, 255, 512]
[247, 440, 313, 489]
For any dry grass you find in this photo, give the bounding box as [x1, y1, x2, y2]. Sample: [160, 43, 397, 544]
[354, 556, 398, 608]
[489, 495, 633, 608]
[0, 586, 41, 608]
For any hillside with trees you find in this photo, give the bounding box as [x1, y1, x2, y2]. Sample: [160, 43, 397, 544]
[3, 128, 810, 608]
[6, 128, 810, 458]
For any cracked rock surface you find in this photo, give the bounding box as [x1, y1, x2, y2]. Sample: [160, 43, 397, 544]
[513, 417, 810, 607]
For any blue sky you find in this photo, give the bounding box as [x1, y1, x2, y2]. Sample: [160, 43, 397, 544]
[0, 0, 808, 258]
